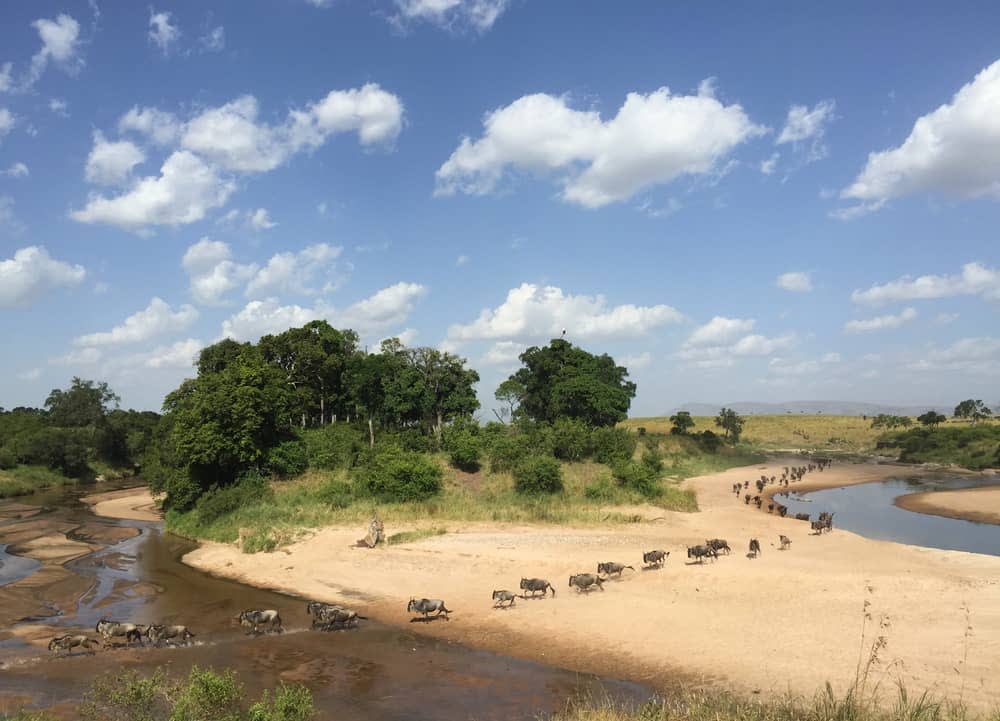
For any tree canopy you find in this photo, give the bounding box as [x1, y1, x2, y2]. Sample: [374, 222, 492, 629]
[954, 399, 993, 424]
[669, 411, 695, 435]
[714, 407, 745, 442]
[917, 411, 946, 429]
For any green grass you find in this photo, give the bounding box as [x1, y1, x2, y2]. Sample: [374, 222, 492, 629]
[0, 465, 71, 498]
[883, 425, 1000, 470]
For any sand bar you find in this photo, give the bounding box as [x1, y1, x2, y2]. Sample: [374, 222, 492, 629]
[896, 483, 1000, 526]
[82, 488, 161, 522]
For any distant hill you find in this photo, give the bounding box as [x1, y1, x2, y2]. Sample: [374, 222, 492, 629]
[664, 401, 955, 417]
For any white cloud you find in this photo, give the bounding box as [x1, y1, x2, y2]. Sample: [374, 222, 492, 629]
[0, 108, 14, 140]
[221, 299, 319, 341]
[0, 63, 11, 92]
[621, 351, 652, 370]
[839, 60, 1000, 216]
[905, 337, 1000, 375]
[17, 368, 42, 381]
[0, 246, 86, 308]
[73, 297, 198, 347]
[52, 347, 102, 366]
[777, 100, 835, 145]
[84, 131, 145, 185]
[25, 14, 83, 89]
[385, 328, 418, 347]
[248, 207, 276, 230]
[201, 26, 225, 52]
[148, 10, 180, 54]
[730, 334, 797, 356]
[447, 283, 683, 344]
[844, 307, 917, 334]
[768, 358, 821, 376]
[71, 151, 235, 230]
[182, 238, 257, 306]
[934, 312, 960, 325]
[851, 262, 1000, 305]
[776, 271, 813, 292]
[760, 152, 779, 175]
[685, 316, 755, 347]
[390, 0, 511, 33]
[0, 196, 24, 234]
[136, 338, 203, 369]
[305, 0, 332, 6]
[456, 254, 469, 266]
[480, 340, 525, 366]
[118, 106, 181, 146]
[337, 282, 427, 331]
[435, 83, 766, 208]
[245, 244, 342, 298]
[1, 162, 29, 178]
[49, 98, 68, 116]
[821, 352, 841, 363]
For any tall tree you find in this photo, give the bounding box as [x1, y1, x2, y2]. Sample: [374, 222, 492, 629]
[954, 399, 993, 424]
[917, 411, 946, 430]
[669, 411, 695, 435]
[714, 407, 745, 442]
[494, 378, 525, 422]
[45, 377, 119, 427]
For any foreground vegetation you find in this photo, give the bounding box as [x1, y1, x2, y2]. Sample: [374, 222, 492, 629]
[882, 424, 1000, 470]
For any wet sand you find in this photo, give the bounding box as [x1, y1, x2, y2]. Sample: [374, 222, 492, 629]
[895, 484, 1000, 526]
[183, 459, 1000, 711]
[82, 488, 160, 522]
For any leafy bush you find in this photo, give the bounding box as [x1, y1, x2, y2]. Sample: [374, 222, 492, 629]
[360, 449, 443, 502]
[611, 460, 660, 498]
[550, 418, 593, 461]
[513, 455, 564, 495]
[266, 440, 308, 478]
[302, 424, 365, 470]
[696, 430, 722, 452]
[0, 446, 16, 470]
[394, 427, 436, 453]
[247, 684, 316, 721]
[196, 470, 272, 524]
[591, 426, 637, 464]
[487, 432, 535, 473]
[315, 478, 356, 509]
[641, 449, 664, 475]
[442, 419, 482, 471]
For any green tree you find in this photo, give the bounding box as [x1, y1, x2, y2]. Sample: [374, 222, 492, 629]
[714, 407, 745, 443]
[917, 411, 946, 430]
[44, 377, 119, 427]
[494, 378, 525, 422]
[504, 339, 635, 427]
[345, 347, 401, 448]
[954, 399, 993, 424]
[669, 411, 695, 435]
[871, 414, 913, 430]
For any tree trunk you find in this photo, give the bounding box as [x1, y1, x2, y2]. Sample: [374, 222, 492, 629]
[320, 397, 325, 425]
[368, 417, 375, 448]
[301, 412, 306, 429]
[434, 411, 443, 446]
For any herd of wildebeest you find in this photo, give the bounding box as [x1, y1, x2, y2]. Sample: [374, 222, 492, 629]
[46, 458, 837, 655]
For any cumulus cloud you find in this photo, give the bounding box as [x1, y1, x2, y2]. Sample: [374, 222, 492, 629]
[776, 100, 835, 146]
[621, 351, 652, 370]
[248, 207, 276, 230]
[676, 316, 795, 365]
[52, 347, 102, 366]
[1, 162, 29, 178]
[851, 262, 1000, 304]
[73, 297, 198, 346]
[447, 283, 683, 344]
[839, 59, 1000, 217]
[844, 307, 917, 333]
[128, 338, 203, 370]
[71, 151, 235, 230]
[245, 244, 343, 298]
[118, 106, 181, 146]
[435, 83, 766, 208]
[0, 246, 86, 308]
[337, 282, 427, 330]
[760, 152, 779, 175]
[148, 10, 180, 54]
[84, 132, 145, 185]
[776, 271, 813, 292]
[24, 14, 83, 89]
[905, 336, 1000, 374]
[49, 98, 69, 116]
[390, 0, 511, 33]
[480, 340, 525, 366]
[685, 316, 755, 347]
[182, 238, 257, 305]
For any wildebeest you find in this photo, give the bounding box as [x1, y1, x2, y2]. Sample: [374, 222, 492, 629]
[520, 577, 555, 597]
[705, 538, 731, 555]
[642, 550, 669, 568]
[744, 494, 751, 505]
[779, 534, 791, 550]
[748, 538, 761, 558]
[686, 545, 717, 563]
[238, 609, 282, 634]
[407, 598, 451, 620]
[794, 513, 810, 521]
[95, 618, 144, 647]
[568, 573, 604, 592]
[492, 589, 517, 608]
[777, 504, 788, 517]
[48, 635, 97, 654]
[146, 624, 195, 646]
[306, 601, 362, 629]
[597, 561, 634, 577]
[767, 503, 774, 513]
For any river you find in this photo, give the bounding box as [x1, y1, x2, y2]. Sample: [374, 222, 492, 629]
[0, 483, 651, 719]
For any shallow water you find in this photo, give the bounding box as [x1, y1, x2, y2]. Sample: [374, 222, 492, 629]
[0, 485, 652, 718]
[777, 475, 1000, 556]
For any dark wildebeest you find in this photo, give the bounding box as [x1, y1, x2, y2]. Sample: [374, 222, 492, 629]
[686, 545, 717, 563]
[779, 535, 792, 550]
[407, 598, 451, 620]
[95, 618, 143, 647]
[568, 573, 604, 592]
[238, 609, 282, 635]
[146, 624, 195, 646]
[520, 577, 555, 597]
[794, 513, 810, 522]
[492, 590, 517, 608]
[642, 550, 669, 568]
[748, 539, 761, 559]
[307, 601, 363, 629]
[48, 635, 97, 654]
[744, 494, 751, 505]
[597, 561, 634, 577]
[777, 504, 788, 517]
[767, 503, 774, 514]
[705, 538, 731, 555]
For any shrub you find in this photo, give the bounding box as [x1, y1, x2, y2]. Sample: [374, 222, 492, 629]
[641, 449, 664, 475]
[247, 684, 317, 721]
[315, 478, 356, 509]
[583, 477, 620, 502]
[550, 418, 593, 461]
[696, 430, 722, 452]
[196, 470, 272, 524]
[302, 424, 365, 470]
[360, 449, 443, 502]
[394, 427, 436, 453]
[612, 460, 660, 499]
[266, 440, 308, 478]
[487, 432, 535, 473]
[513, 455, 563, 495]
[591, 426, 637, 464]
[448, 433, 482, 472]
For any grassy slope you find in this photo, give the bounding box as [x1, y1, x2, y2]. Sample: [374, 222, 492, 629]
[887, 424, 1000, 470]
[0, 465, 71, 498]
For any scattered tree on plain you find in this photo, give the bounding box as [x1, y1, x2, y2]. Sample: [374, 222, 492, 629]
[714, 407, 745, 443]
[953, 399, 993, 424]
[917, 411, 946, 429]
[669, 411, 695, 435]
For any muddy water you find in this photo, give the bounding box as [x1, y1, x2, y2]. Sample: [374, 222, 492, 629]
[0, 485, 651, 719]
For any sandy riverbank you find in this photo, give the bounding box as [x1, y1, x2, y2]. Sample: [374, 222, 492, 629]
[172, 458, 1000, 710]
[896, 483, 1000, 526]
[81, 487, 160, 522]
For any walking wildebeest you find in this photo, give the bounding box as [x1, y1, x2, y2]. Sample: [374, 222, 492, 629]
[642, 550, 669, 568]
[48, 635, 98, 654]
[306, 600, 362, 629]
[492, 589, 517, 608]
[686, 545, 717, 563]
[748, 538, 761, 558]
[706, 538, 731, 555]
[146, 624, 195, 646]
[407, 598, 451, 620]
[520, 577, 555, 597]
[95, 618, 144, 647]
[238, 609, 283, 635]
[779, 534, 792, 550]
[794, 513, 810, 521]
[597, 561, 634, 577]
[568, 573, 604, 592]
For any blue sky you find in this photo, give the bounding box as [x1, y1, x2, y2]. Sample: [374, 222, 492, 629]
[1, 0, 998, 416]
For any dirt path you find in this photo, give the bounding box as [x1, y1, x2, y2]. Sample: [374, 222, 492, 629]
[177, 460, 1000, 710]
[895, 483, 1000, 525]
